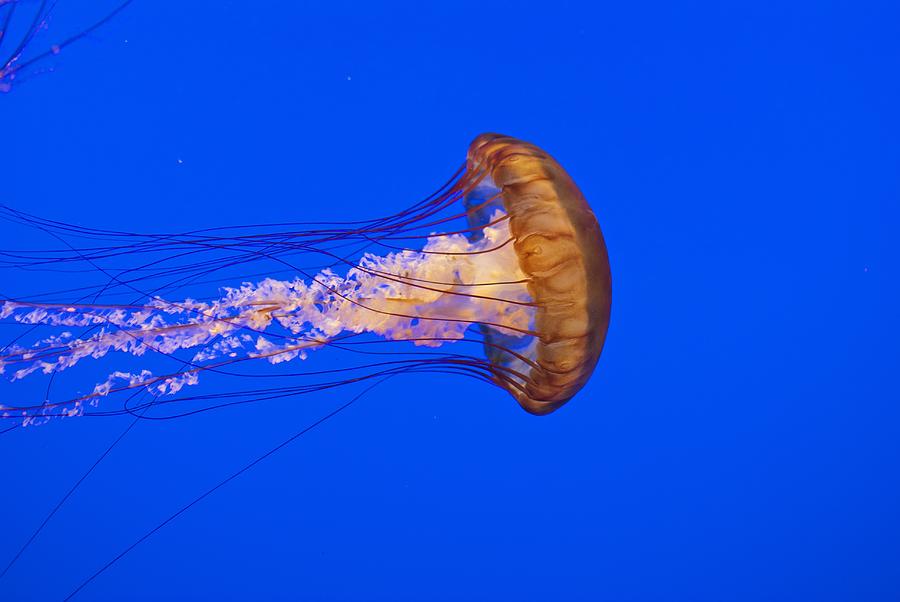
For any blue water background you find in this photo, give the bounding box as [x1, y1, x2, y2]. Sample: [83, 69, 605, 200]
[1, 2, 898, 600]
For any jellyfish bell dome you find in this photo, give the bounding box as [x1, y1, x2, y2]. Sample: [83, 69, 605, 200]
[463, 134, 612, 415]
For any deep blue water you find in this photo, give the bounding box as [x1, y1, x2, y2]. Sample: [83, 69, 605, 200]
[1, 2, 898, 600]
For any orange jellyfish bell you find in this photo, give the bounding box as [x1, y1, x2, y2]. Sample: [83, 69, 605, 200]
[463, 134, 612, 415]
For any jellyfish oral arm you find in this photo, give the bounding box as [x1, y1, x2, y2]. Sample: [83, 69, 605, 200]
[0, 211, 535, 423]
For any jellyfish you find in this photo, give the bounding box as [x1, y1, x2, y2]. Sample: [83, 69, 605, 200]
[0, 134, 611, 429]
[0, 0, 133, 93]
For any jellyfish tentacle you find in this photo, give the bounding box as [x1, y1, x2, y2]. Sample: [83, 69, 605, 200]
[1, 1, 134, 91]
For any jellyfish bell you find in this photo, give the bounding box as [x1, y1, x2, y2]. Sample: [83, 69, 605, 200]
[463, 134, 612, 414]
[0, 134, 610, 425]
